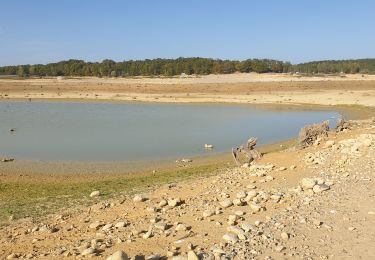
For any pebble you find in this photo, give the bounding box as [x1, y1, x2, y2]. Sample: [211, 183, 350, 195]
[313, 184, 330, 193]
[114, 221, 126, 228]
[301, 178, 317, 189]
[219, 199, 233, 208]
[106, 250, 129, 260]
[133, 194, 147, 202]
[281, 232, 289, 240]
[187, 250, 199, 260]
[81, 248, 96, 256]
[222, 233, 238, 244]
[90, 191, 101, 197]
[203, 210, 215, 218]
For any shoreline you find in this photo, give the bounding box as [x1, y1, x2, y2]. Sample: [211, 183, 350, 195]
[1, 118, 374, 259]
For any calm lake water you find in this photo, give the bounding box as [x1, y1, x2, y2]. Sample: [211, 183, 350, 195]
[0, 101, 340, 162]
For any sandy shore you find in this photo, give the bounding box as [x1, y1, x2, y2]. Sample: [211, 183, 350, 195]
[1, 73, 375, 107]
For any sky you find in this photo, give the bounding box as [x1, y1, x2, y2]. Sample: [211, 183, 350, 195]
[0, 0, 374, 66]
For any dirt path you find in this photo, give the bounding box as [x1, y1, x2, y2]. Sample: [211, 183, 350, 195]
[1, 119, 374, 259]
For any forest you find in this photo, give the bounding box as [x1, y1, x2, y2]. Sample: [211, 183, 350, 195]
[0, 58, 374, 77]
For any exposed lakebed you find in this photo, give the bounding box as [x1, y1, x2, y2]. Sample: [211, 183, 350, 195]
[0, 101, 341, 162]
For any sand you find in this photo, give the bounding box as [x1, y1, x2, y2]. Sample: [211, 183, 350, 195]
[0, 73, 375, 107]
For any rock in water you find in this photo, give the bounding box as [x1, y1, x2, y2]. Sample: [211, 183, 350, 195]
[106, 250, 129, 260]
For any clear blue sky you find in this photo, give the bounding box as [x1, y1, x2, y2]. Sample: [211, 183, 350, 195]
[0, 0, 374, 66]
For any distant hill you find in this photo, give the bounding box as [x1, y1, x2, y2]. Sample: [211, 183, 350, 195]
[0, 58, 374, 77]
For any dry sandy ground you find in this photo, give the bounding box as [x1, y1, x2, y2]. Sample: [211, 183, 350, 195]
[1, 73, 375, 107]
[1, 120, 375, 260]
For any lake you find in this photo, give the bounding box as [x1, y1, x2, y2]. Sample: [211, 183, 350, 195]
[0, 101, 340, 162]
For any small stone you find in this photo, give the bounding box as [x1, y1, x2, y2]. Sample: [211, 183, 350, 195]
[175, 223, 187, 231]
[275, 245, 285, 252]
[241, 223, 254, 233]
[133, 194, 147, 202]
[101, 223, 113, 231]
[158, 199, 167, 207]
[219, 199, 233, 208]
[313, 184, 330, 193]
[250, 203, 262, 212]
[281, 232, 289, 240]
[168, 198, 181, 207]
[115, 222, 126, 228]
[301, 178, 317, 189]
[233, 199, 244, 206]
[222, 233, 238, 244]
[81, 248, 96, 256]
[143, 230, 152, 239]
[279, 167, 287, 171]
[227, 225, 246, 237]
[106, 250, 129, 260]
[187, 250, 199, 260]
[203, 210, 215, 218]
[236, 191, 247, 199]
[348, 227, 356, 231]
[324, 140, 335, 148]
[90, 191, 101, 197]
[89, 221, 102, 230]
[154, 222, 168, 231]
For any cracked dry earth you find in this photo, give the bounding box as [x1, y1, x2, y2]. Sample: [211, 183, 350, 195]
[1, 120, 375, 260]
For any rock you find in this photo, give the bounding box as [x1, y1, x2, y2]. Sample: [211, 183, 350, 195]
[187, 250, 199, 260]
[219, 199, 233, 208]
[241, 223, 254, 233]
[158, 199, 167, 207]
[106, 250, 129, 260]
[275, 245, 285, 252]
[114, 222, 126, 228]
[227, 225, 246, 237]
[233, 199, 244, 206]
[133, 194, 147, 202]
[89, 221, 102, 230]
[154, 222, 168, 231]
[278, 167, 287, 171]
[203, 210, 215, 218]
[312, 184, 330, 193]
[101, 223, 113, 231]
[290, 165, 297, 170]
[81, 248, 96, 256]
[324, 140, 335, 148]
[175, 223, 187, 231]
[222, 233, 238, 244]
[90, 191, 100, 197]
[250, 203, 262, 212]
[7, 253, 18, 260]
[168, 198, 181, 207]
[281, 232, 289, 240]
[236, 191, 247, 199]
[143, 230, 152, 239]
[301, 178, 317, 189]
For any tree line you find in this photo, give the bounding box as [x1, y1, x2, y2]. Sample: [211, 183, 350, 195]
[0, 58, 374, 78]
